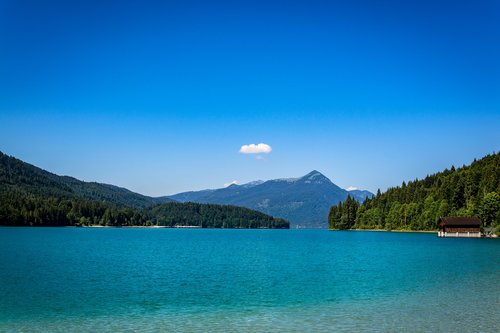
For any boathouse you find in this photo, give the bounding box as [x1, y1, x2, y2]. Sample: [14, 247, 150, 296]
[437, 217, 481, 238]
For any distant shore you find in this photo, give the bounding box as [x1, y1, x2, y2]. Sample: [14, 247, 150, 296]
[79, 225, 202, 228]
[0, 225, 203, 229]
[329, 229, 436, 233]
[0, 225, 285, 229]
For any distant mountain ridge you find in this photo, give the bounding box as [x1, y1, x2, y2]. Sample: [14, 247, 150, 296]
[168, 170, 373, 228]
[348, 189, 375, 202]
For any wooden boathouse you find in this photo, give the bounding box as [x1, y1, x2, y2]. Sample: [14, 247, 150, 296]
[437, 217, 481, 238]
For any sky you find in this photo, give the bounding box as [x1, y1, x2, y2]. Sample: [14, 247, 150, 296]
[0, 0, 499, 196]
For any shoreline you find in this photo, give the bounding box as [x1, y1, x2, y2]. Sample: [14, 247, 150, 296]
[329, 228, 436, 233]
[79, 225, 211, 229]
[0, 225, 288, 229]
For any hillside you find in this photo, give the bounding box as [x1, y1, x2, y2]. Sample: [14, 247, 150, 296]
[0, 151, 171, 208]
[328, 153, 500, 231]
[169, 171, 373, 228]
[0, 151, 288, 228]
[149, 202, 288, 228]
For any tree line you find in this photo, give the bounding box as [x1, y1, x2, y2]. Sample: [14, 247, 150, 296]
[0, 190, 288, 228]
[329, 153, 500, 232]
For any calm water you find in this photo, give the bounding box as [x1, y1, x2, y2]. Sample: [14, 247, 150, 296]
[0, 228, 499, 332]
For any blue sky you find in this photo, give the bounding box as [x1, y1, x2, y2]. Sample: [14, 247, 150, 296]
[1, 0, 499, 196]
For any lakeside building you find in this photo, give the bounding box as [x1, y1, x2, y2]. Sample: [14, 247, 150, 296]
[437, 217, 481, 238]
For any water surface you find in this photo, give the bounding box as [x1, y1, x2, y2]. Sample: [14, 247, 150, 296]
[1, 228, 499, 332]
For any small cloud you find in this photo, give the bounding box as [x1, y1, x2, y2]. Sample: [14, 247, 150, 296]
[224, 180, 238, 188]
[255, 155, 265, 160]
[239, 143, 272, 154]
[346, 186, 358, 191]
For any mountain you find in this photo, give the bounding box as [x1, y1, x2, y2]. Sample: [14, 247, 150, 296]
[168, 170, 373, 228]
[0, 151, 288, 228]
[0, 151, 171, 208]
[348, 189, 375, 203]
[329, 152, 500, 232]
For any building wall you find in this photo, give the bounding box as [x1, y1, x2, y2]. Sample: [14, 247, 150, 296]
[444, 227, 480, 233]
[438, 231, 481, 238]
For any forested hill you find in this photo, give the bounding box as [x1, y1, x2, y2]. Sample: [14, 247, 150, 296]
[0, 151, 289, 228]
[149, 202, 288, 228]
[329, 153, 500, 231]
[0, 151, 171, 208]
[0, 192, 289, 228]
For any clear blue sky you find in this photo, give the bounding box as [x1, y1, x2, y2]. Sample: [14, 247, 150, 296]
[1, 0, 499, 196]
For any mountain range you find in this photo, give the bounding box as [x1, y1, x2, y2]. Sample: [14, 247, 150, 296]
[0, 150, 372, 228]
[168, 171, 373, 228]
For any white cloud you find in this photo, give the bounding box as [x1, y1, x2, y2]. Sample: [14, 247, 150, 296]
[239, 143, 272, 154]
[255, 155, 265, 160]
[346, 186, 358, 191]
[224, 180, 238, 188]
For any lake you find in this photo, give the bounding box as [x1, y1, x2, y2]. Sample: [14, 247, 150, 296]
[1, 228, 499, 332]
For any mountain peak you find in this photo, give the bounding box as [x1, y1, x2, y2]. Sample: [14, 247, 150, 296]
[304, 170, 322, 176]
[167, 168, 369, 228]
[300, 170, 331, 184]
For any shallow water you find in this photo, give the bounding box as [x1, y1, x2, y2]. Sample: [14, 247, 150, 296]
[1, 228, 499, 332]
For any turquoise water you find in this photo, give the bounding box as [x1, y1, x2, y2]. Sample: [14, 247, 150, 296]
[1, 228, 499, 332]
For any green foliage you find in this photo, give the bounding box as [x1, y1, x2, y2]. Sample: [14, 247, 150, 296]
[479, 192, 500, 228]
[328, 195, 358, 229]
[149, 202, 288, 228]
[0, 189, 288, 228]
[328, 152, 500, 231]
